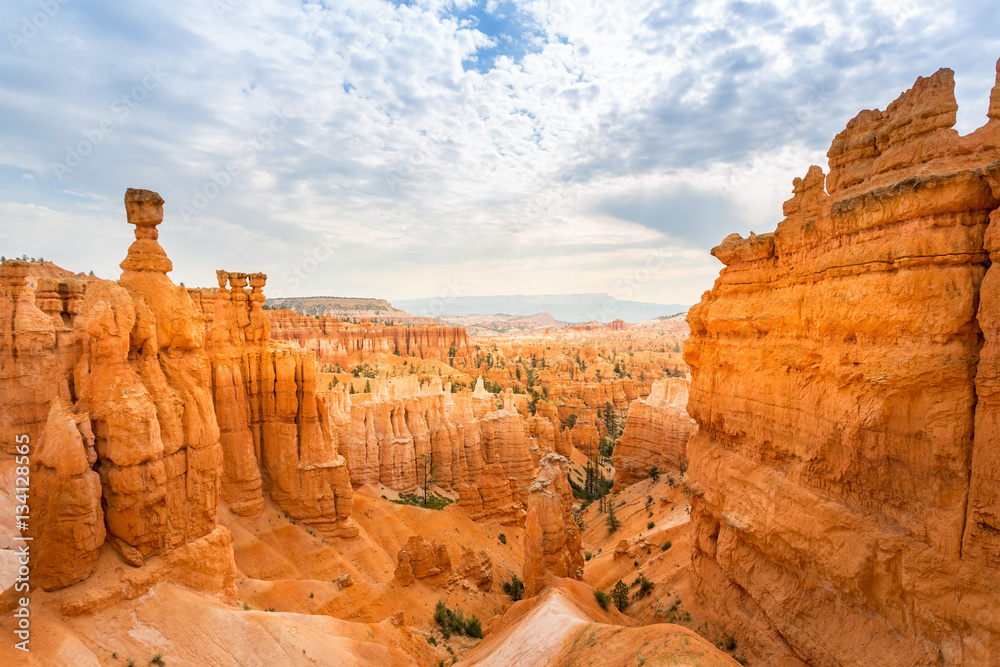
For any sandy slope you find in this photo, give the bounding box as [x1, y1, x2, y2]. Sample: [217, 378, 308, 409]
[457, 578, 739, 667]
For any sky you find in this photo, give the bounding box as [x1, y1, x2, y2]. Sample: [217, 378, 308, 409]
[1, 0, 998, 306]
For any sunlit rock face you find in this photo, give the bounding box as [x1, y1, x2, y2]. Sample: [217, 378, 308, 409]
[0, 188, 360, 592]
[685, 64, 1000, 665]
[522, 453, 583, 597]
[267, 308, 470, 366]
[612, 378, 695, 488]
[327, 380, 536, 523]
[189, 269, 357, 538]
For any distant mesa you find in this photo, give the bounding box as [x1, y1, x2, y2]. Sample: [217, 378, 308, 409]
[265, 295, 441, 325]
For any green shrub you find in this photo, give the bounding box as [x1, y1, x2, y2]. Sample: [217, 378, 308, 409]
[584, 550, 593, 561]
[390, 491, 454, 510]
[647, 521, 655, 529]
[501, 575, 525, 601]
[593, 590, 610, 610]
[466, 615, 483, 639]
[433, 600, 483, 639]
[150, 655, 165, 667]
[612, 580, 630, 611]
[637, 576, 655, 599]
[661, 540, 672, 552]
[498, 533, 507, 545]
[427, 635, 437, 646]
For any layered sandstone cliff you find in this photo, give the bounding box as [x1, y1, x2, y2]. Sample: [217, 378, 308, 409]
[612, 378, 695, 488]
[686, 64, 1000, 665]
[268, 309, 470, 366]
[522, 453, 584, 597]
[326, 379, 542, 523]
[0, 188, 358, 592]
[189, 271, 357, 538]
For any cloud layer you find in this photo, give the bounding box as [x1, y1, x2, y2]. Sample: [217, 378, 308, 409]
[1, 0, 998, 305]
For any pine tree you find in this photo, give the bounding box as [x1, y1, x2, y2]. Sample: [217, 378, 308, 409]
[606, 496, 620, 533]
[612, 580, 629, 611]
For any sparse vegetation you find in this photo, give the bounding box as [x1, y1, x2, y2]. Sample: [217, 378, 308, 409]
[498, 533, 507, 545]
[593, 589, 610, 610]
[647, 520, 655, 530]
[433, 600, 483, 639]
[563, 413, 578, 430]
[390, 491, 454, 511]
[612, 580, 630, 611]
[584, 550, 593, 561]
[606, 498, 621, 533]
[661, 540, 672, 552]
[649, 465, 660, 483]
[635, 575, 655, 599]
[501, 575, 525, 601]
[149, 655, 165, 666]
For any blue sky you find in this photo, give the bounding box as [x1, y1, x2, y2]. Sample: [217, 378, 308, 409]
[1, 0, 998, 304]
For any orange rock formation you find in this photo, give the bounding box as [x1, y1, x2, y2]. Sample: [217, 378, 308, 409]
[1, 188, 358, 593]
[523, 454, 584, 597]
[686, 63, 1000, 665]
[394, 534, 452, 585]
[325, 378, 546, 523]
[612, 378, 695, 488]
[268, 308, 470, 365]
[189, 271, 357, 539]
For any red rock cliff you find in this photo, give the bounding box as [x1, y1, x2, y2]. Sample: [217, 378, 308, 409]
[188, 270, 357, 538]
[326, 378, 536, 524]
[685, 64, 1000, 665]
[267, 309, 470, 366]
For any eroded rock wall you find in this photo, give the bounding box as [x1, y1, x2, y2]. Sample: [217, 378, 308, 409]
[189, 271, 357, 538]
[327, 380, 538, 522]
[685, 65, 1000, 665]
[1, 188, 358, 591]
[267, 309, 470, 366]
[522, 454, 584, 597]
[612, 378, 695, 488]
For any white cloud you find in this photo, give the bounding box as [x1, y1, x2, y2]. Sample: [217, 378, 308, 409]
[0, 0, 997, 305]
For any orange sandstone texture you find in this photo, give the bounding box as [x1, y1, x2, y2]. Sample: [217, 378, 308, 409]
[522, 454, 583, 597]
[457, 579, 739, 667]
[188, 271, 359, 539]
[686, 64, 1000, 666]
[267, 308, 470, 365]
[393, 535, 452, 586]
[327, 379, 537, 523]
[0, 187, 359, 594]
[612, 377, 695, 488]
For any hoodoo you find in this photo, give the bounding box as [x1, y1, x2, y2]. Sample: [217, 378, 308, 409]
[685, 63, 1000, 665]
[3, 187, 360, 597]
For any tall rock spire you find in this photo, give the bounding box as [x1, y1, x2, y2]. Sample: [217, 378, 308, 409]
[120, 188, 172, 273]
